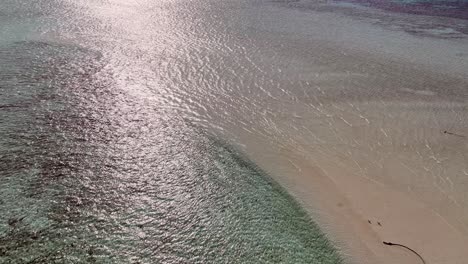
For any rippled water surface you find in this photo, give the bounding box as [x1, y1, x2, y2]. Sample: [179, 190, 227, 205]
[337, 0, 468, 19]
[1, 0, 468, 263]
[0, 0, 346, 263]
[0, 36, 341, 264]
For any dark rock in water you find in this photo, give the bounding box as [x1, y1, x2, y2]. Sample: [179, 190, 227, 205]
[30, 232, 39, 240]
[7, 219, 16, 226]
[7, 216, 25, 227]
[8, 218, 18, 226]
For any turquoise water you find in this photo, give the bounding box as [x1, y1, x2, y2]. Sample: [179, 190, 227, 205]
[0, 1, 343, 263]
[0, 48, 341, 261]
[2, 0, 468, 262]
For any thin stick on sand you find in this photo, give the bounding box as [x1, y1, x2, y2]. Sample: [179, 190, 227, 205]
[383, 241, 425, 264]
[443, 130, 466, 138]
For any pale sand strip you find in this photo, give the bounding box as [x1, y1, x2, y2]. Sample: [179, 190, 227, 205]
[201, 2, 468, 262]
[237, 145, 468, 264]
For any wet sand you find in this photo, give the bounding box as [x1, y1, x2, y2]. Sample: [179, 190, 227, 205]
[2, 0, 467, 262]
[90, 0, 468, 262]
[208, 2, 468, 263]
[241, 149, 468, 264]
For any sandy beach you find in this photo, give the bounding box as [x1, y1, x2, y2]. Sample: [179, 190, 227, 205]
[216, 2, 468, 263]
[2, 0, 468, 263]
[239, 144, 468, 264]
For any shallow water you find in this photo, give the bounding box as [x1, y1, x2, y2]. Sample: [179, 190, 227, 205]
[1, 0, 468, 263]
[337, 0, 468, 19]
[0, 0, 345, 263]
[0, 40, 341, 263]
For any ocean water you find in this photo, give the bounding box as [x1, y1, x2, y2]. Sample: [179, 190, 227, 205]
[1, 0, 468, 263]
[0, 0, 344, 263]
[0, 44, 342, 263]
[336, 0, 468, 19]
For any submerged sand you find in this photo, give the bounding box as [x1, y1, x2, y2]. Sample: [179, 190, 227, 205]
[3, 0, 466, 262]
[204, 2, 468, 263]
[60, 0, 468, 262]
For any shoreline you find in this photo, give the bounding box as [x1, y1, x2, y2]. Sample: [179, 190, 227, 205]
[232, 138, 468, 264]
[3, 0, 468, 262]
[212, 3, 468, 262]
